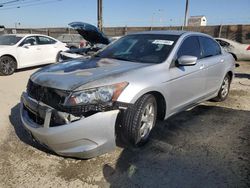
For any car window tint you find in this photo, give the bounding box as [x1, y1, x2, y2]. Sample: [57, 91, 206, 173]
[0, 35, 23, 45]
[23, 36, 37, 45]
[200, 36, 221, 58]
[177, 36, 201, 59]
[216, 39, 230, 47]
[37, 36, 56, 45]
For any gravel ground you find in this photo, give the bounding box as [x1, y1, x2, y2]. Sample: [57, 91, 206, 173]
[0, 62, 249, 188]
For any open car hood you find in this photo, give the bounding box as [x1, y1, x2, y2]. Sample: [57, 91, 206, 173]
[69, 22, 110, 45]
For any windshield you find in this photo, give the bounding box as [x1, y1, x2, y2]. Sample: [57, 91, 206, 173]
[0, 35, 23, 45]
[96, 34, 179, 64]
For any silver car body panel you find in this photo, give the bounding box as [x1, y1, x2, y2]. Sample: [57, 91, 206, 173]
[20, 31, 235, 158]
[21, 92, 119, 158]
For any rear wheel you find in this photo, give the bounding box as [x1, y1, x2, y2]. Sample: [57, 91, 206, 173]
[122, 94, 157, 146]
[0, 56, 17, 76]
[212, 74, 231, 102]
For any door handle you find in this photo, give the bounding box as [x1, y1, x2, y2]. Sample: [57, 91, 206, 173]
[37, 48, 41, 50]
[200, 64, 205, 69]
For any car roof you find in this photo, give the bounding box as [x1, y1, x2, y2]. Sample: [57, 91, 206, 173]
[3, 33, 55, 38]
[127, 30, 211, 37]
[128, 30, 186, 36]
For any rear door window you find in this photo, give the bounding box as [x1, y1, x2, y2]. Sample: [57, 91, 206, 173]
[37, 36, 56, 45]
[200, 36, 221, 58]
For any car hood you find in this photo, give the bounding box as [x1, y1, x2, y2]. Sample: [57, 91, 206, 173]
[69, 22, 110, 45]
[31, 58, 149, 91]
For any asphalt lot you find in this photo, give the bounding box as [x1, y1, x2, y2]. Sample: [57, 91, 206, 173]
[0, 61, 249, 188]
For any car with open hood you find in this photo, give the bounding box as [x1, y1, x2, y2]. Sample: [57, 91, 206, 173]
[20, 30, 235, 158]
[57, 33, 85, 49]
[57, 22, 120, 62]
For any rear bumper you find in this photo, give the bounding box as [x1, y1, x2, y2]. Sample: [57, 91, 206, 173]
[20, 92, 119, 159]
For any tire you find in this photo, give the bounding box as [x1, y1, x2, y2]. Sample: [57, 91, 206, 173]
[122, 94, 157, 146]
[212, 74, 231, 102]
[0, 56, 17, 76]
[55, 51, 61, 63]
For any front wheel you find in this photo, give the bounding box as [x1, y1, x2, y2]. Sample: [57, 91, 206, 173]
[122, 94, 157, 146]
[0, 56, 17, 76]
[212, 74, 231, 102]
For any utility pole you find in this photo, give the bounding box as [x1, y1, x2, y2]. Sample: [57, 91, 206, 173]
[182, 0, 189, 30]
[97, 0, 103, 31]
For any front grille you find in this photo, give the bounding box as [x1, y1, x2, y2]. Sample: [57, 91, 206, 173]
[23, 105, 66, 127]
[27, 79, 69, 110]
[24, 105, 44, 125]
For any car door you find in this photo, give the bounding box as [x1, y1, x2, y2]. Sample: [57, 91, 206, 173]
[199, 36, 225, 95]
[16, 36, 44, 67]
[36, 36, 59, 64]
[167, 36, 206, 114]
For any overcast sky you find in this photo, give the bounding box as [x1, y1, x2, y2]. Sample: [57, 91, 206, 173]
[0, 0, 249, 28]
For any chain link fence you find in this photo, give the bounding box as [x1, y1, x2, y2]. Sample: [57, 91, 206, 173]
[1, 24, 250, 44]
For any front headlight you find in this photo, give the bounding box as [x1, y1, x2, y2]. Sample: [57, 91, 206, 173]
[64, 82, 128, 106]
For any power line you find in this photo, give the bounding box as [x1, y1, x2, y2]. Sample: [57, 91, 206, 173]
[0, 0, 20, 7]
[0, 0, 63, 10]
[0, 0, 20, 5]
[0, 0, 41, 7]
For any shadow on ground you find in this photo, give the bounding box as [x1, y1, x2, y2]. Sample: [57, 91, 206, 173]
[103, 105, 250, 188]
[9, 103, 250, 187]
[235, 73, 250, 79]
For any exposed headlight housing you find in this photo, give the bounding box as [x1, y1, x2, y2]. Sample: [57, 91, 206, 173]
[64, 82, 128, 106]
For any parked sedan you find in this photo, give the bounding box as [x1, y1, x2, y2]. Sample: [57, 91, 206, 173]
[20, 31, 235, 158]
[0, 34, 68, 75]
[215, 38, 250, 61]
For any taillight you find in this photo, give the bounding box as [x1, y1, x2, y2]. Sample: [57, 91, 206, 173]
[246, 45, 250, 50]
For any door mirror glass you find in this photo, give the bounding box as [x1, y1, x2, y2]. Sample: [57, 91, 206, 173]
[178, 55, 197, 66]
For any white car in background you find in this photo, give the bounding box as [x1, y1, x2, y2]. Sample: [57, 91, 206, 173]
[215, 38, 250, 61]
[0, 34, 68, 75]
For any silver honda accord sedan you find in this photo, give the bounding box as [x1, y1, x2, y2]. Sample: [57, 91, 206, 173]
[20, 30, 235, 158]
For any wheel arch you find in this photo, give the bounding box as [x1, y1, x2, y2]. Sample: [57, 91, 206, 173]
[146, 91, 166, 120]
[0, 54, 18, 68]
[229, 52, 237, 61]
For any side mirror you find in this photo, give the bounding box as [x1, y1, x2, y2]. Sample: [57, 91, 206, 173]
[22, 43, 31, 48]
[178, 55, 197, 66]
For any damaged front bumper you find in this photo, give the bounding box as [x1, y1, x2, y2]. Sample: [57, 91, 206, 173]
[20, 92, 120, 159]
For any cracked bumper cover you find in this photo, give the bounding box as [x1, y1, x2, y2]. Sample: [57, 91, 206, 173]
[20, 92, 120, 159]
